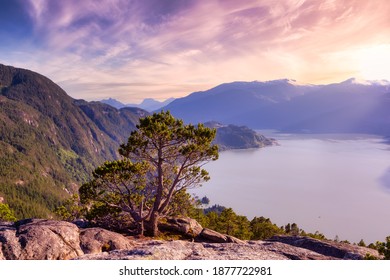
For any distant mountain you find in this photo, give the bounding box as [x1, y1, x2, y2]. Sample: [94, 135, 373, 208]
[99, 98, 126, 109]
[0, 64, 147, 218]
[161, 79, 390, 135]
[101, 97, 175, 112]
[137, 98, 175, 112]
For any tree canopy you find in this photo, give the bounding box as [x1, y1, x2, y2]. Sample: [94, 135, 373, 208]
[0, 203, 17, 222]
[79, 111, 218, 236]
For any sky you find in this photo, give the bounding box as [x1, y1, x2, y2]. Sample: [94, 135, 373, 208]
[1, 0, 390, 103]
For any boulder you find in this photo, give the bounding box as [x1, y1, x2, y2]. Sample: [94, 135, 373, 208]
[0, 219, 382, 260]
[198, 228, 245, 244]
[0, 222, 22, 260]
[0, 219, 83, 260]
[199, 228, 228, 243]
[158, 217, 244, 244]
[79, 227, 134, 254]
[158, 217, 203, 238]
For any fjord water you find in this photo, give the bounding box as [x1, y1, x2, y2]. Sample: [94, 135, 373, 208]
[194, 133, 390, 243]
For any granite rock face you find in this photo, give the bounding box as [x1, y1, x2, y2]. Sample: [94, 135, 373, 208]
[0, 219, 381, 260]
[0, 219, 133, 260]
[0, 219, 83, 260]
[268, 236, 379, 260]
[159, 217, 204, 238]
[79, 227, 134, 254]
[74, 239, 368, 260]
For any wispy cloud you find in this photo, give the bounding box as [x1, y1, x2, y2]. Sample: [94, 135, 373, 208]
[1, 0, 390, 102]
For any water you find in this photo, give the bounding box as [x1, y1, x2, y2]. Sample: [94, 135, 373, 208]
[193, 133, 390, 243]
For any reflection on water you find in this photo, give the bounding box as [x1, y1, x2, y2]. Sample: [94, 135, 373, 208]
[193, 133, 390, 243]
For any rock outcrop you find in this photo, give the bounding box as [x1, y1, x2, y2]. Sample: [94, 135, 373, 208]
[159, 217, 243, 243]
[79, 227, 134, 254]
[0, 219, 381, 260]
[159, 217, 204, 238]
[0, 219, 83, 260]
[0, 219, 134, 260]
[268, 235, 378, 260]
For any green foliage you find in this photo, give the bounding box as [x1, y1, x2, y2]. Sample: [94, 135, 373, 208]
[57, 149, 91, 183]
[0, 178, 66, 219]
[376, 236, 390, 260]
[218, 208, 241, 236]
[250, 216, 283, 240]
[357, 239, 366, 247]
[54, 194, 86, 221]
[79, 111, 219, 236]
[204, 204, 226, 215]
[284, 223, 300, 235]
[363, 253, 379, 260]
[167, 190, 197, 217]
[194, 207, 252, 240]
[368, 243, 378, 250]
[188, 201, 330, 242]
[0, 203, 17, 222]
[305, 231, 326, 240]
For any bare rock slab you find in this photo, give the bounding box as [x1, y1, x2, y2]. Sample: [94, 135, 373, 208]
[0, 219, 83, 260]
[159, 217, 204, 238]
[79, 227, 134, 254]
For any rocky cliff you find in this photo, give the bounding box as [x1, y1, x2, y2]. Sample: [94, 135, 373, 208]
[0, 219, 380, 260]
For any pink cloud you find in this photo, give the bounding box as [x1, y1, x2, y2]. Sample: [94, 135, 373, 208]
[5, 0, 389, 102]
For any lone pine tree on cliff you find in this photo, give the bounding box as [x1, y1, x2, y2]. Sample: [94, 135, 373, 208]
[79, 111, 218, 236]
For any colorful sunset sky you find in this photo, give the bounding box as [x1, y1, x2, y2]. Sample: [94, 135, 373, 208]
[1, 0, 389, 103]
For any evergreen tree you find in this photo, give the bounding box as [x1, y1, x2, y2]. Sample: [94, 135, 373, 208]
[357, 239, 366, 247]
[377, 236, 390, 259]
[79, 111, 218, 236]
[250, 216, 282, 240]
[218, 208, 238, 235]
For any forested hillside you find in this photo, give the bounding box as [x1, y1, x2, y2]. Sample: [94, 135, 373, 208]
[0, 64, 146, 218]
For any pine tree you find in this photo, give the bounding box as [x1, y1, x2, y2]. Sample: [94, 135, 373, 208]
[79, 111, 218, 236]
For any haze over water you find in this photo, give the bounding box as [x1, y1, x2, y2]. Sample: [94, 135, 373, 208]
[194, 133, 390, 244]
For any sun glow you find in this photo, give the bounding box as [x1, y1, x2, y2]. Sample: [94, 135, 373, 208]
[357, 45, 390, 81]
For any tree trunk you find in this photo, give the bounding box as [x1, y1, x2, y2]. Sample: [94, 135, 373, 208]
[137, 220, 145, 237]
[146, 211, 160, 237]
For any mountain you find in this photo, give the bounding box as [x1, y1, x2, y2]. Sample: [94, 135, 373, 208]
[205, 121, 276, 150]
[0, 64, 277, 219]
[0, 64, 147, 218]
[161, 79, 390, 135]
[99, 98, 126, 109]
[101, 97, 175, 112]
[137, 98, 175, 111]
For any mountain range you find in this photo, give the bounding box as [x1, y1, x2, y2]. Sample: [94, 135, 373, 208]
[2, 62, 389, 220]
[101, 97, 175, 111]
[0, 64, 273, 219]
[161, 78, 390, 136]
